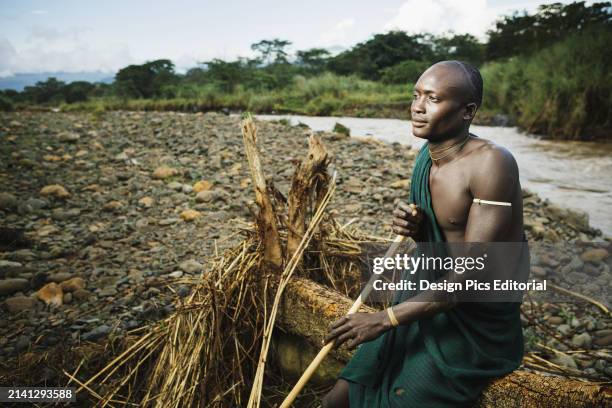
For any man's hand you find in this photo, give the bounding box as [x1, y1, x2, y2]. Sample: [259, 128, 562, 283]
[323, 312, 392, 349]
[392, 202, 423, 238]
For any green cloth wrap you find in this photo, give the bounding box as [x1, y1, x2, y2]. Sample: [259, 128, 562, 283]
[338, 144, 527, 407]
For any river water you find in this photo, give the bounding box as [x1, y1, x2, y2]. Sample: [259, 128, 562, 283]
[256, 114, 612, 236]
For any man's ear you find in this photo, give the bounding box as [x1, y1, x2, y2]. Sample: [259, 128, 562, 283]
[463, 103, 478, 121]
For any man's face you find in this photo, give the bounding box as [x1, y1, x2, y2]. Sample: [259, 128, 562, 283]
[410, 65, 472, 141]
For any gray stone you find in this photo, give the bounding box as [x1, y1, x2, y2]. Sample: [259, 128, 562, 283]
[47, 272, 73, 283]
[168, 270, 183, 279]
[14, 335, 31, 353]
[72, 289, 91, 301]
[4, 296, 38, 314]
[0, 193, 18, 211]
[158, 218, 179, 226]
[195, 190, 215, 203]
[179, 259, 203, 274]
[551, 353, 577, 369]
[530, 266, 547, 278]
[177, 285, 191, 297]
[571, 332, 592, 348]
[81, 325, 111, 341]
[10, 249, 36, 261]
[595, 329, 612, 337]
[57, 131, 80, 143]
[100, 285, 118, 297]
[557, 324, 571, 335]
[594, 334, 612, 347]
[0, 278, 30, 296]
[167, 181, 183, 191]
[0, 260, 22, 269]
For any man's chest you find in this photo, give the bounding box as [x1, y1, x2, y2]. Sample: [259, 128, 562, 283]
[428, 165, 472, 232]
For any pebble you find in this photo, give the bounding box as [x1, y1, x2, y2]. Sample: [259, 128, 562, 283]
[580, 248, 609, 263]
[551, 353, 577, 369]
[60, 277, 86, 292]
[0, 278, 30, 296]
[158, 218, 179, 226]
[530, 266, 547, 278]
[72, 289, 91, 301]
[40, 184, 70, 198]
[177, 285, 191, 297]
[152, 166, 178, 179]
[14, 335, 31, 353]
[0, 192, 18, 210]
[594, 334, 612, 347]
[557, 324, 571, 335]
[4, 296, 38, 314]
[81, 325, 112, 342]
[571, 332, 592, 348]
[167, 181, 183, 191]
[47, 272, 73, 283]
[37, 283, 63, 307]
[179, 259, 203, 274]
[180, 209, 201, 222]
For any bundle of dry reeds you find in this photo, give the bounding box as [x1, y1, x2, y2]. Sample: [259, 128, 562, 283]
[67, 116, 384, 407]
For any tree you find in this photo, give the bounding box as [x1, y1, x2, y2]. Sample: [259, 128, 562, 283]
[63, 81, 95, 103]
[296, 48, 331, 74]
[22, 77, 66, 104]
[202, 58, 249, 92]
[328, 31, 433, 80]
[114, 59, 177, 98]
[251, 39, 292, 65]
[431, 33, 485, 66]
[486, 1, 611, 60]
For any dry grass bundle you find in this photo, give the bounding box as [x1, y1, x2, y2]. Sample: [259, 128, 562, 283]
[69, 117, 386, 407]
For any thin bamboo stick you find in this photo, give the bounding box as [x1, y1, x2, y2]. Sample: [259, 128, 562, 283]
[280, 234, 412, 407]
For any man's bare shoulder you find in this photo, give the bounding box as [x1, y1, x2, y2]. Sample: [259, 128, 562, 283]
[465, 136, 518, 175]
[464, 137, 519, 198]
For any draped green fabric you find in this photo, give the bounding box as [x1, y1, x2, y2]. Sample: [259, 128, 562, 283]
[338, 144, 527, 407]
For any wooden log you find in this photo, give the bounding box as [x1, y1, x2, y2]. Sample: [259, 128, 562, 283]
[286, 135, 329, 265]
[277, 277, 612, 407]
[241, 117, 283, 270]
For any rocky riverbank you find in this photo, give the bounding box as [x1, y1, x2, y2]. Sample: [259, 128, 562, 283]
[0, 111, 610, 382]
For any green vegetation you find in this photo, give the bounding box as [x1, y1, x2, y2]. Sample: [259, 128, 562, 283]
[482, 26, 611, 140]
[1, 1, 610, 140]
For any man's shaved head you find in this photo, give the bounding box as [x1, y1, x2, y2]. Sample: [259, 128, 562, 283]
[411, 60, 483, 140]
[428, 60, 483, 108]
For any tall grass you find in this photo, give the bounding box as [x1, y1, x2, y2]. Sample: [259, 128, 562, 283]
[59, 73, 411, 118]
[481, 26, 611, 140]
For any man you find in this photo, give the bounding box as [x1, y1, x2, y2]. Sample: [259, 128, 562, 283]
[322, 60, 527, 407]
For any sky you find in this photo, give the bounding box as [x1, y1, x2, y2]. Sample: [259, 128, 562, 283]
[0, 0, 590, 77]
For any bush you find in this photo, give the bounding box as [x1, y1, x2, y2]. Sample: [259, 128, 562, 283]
[380, 60, 430, 84]
[481, 26, 611, 140]
[0, 95, 14, 111]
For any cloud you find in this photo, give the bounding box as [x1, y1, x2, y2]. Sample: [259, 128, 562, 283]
[382, 0, 496, 39]
[319, 18, 356, 46]
[31, 10, 48, 15]
[27, 25, 90, 44]
[0, 36, 134, 76]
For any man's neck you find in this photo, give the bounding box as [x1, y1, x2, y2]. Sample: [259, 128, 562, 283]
[428, 128, 471, 166]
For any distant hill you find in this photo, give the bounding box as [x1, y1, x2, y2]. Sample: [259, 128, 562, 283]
[0, 72, 115, 91]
